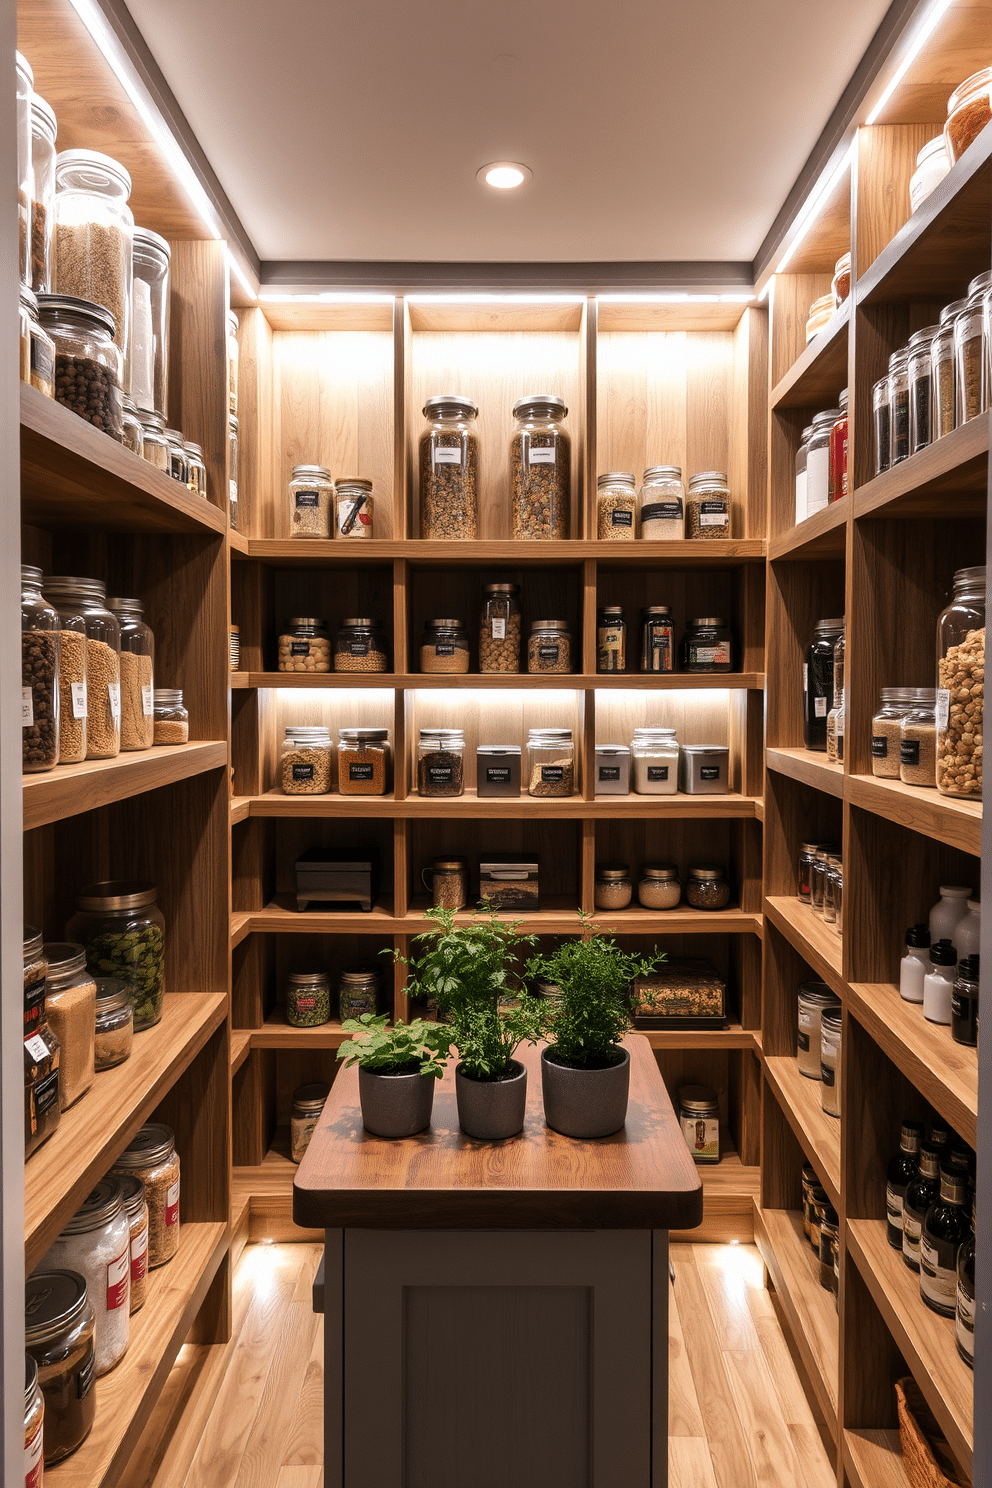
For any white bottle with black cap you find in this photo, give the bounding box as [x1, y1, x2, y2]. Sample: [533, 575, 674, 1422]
[899, 924, 931, 1003]
[923, 939, 957, 1023]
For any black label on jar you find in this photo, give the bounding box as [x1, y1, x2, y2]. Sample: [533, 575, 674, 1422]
[900, 740, 921, 767]
[599, 766, 621, 781]
[821, 1063, 835, 1087]
[699, 500, 728, 514]
[871, 735, 888, 758]
[294, 490, 320, 508]
[435, 643, 456, 657]
[611, 508, 633, 527]
[292, 764, 315, 782]
[349, 763, 374, 781]
[541, 765, 564, 784]
[290, 641, 310, 656]
[428, 764, 453, 783]
[33, 1067, 59, 1118]
[486, 767, 510, 781]
[31, 338, 53, 385]
[538, 644, 560, 661]
[348, 639, 370, 656]
[797, 1030, 810, 1052]
[23, 974, 45, 1031]
[77, 1350, 95, 1400]
[647, 765, 669, 781]
[700, 765, 721, 781]
[641, 500, 683, 520]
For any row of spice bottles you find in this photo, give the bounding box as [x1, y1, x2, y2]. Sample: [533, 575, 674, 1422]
[801, 1164, 840, 1307]
[596, 608, 733, 673]
[287, 465, 374, 539]
[285, 967, 383, 1030]
[899, 885, 980, 1042]
[594, 862, 730, 912]
[21, 566, 189, 773]
[796, 843, 843, 935]
[596, 469, 732, 540]
[25, 1124, 181, 1466]
[794, 393, 848, 525]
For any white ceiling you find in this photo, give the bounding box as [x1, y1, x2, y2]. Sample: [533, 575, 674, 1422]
[127, 0, 891, 265]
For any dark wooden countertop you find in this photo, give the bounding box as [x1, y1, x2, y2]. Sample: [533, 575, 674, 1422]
[293, 1035, 703, 1231]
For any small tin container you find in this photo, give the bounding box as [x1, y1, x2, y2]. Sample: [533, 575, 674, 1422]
[678, 744, 729, 793]
[478, 856, 539, 912]
[476, 744, 522, 798]
[595, 744, 631, 795]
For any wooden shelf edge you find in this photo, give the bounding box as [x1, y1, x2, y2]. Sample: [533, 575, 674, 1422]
[238, 671, 766, 691]
[766, 747, 845, 798]
[753, 1205, 839, 1434]
[241, 791, 763, 820]
[845, 774, 981, 858]
[243, 537, 768, 565]
[768, 500, 848, 562]
[764, 897, 845, 998]
[23, 743, 229, 831]
[843, 1429, 910, 1488]
[769, 303, 850, 412]
[230, 795, 251, 825]
[229, 530, 250, 555]
[762, 1057, 842, 1210]
[852, 412, 989, 521]
[231, 1029, 252, 1074]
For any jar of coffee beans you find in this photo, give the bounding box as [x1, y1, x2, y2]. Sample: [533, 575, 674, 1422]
[38, 292, 123, 440]
[419, 395, 479, 539]
[479, 583, 521, 672]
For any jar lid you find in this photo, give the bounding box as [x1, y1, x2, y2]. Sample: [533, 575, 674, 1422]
[36, 291, 116, 341]
[597, 606, 624, 618]
[423, 394, 478, 418]
[888, 348, 909, 370]
[904, 687, 936, 703]
[56, 147, 132, 196]
[958, 954, 980, 979]
[61, 1176, 124, 1234]
[19, 284, 39, 315]
[23, 925, 43, 958]
[797, 983, 837, 1007]
[512, 394, 567, 418]
[432, 856, 469, 870]
[290, 464, 332, 480]
[939, 298, 968, 326]
[284, 726, 331, 741]
[287, 618, 327, 629]
[154, 688, 184, 706]
[229, 415, 239, 431]
[288, 970, 330, 986]
[21, 564, 44, 586]
[811, 409, 841, 428]
[25, 1270, 90, 1345]
[871, 380, 887, 401]
[905, 923, 931, 948]
[641, 862, 679, 880]
[838, 388, 848, 408]
[339, 618, 377, 629]
[42, 942, 88, 981]
[341, 967, 380, 984]
[133, 226, 171, 264]
[967, 269, 992, 297]
[335, 478, 373, 493]
[641, 606, 672, 617]
[814, 844, 841, 858]
[929, 938, 957, 966]
[678, 1083, 719, 1113]
[44, 575, 108, 598]
[425, 618, 464, 629]
[908, 325, 940, 348]
[952, 564, 986, 585]
[595, 863, 630, 879]
[138, 407, 165, 429]
[482, 582, 520, 595]
[688, 864, 726, 880]
[30, 90, 57, 141]
[529, 618, 569, 631]
[916, 136, 946, 166]
[800, 840, 831, 852]
[419, 728, 464, 741]
[293, 1082, 331, 1112]
[527, 728, 573, 740]
[113, 1122, 176, 1169]
[75, 879, 158, 911]
[597, 472, 636, 486]
[596, 744, 630, 756]
[478, 744, 521, 755]
[808, 293, 835, 313]
[107, 597, 145, 618]
[820, 1008, 842, 1032]
[633, 728, 677, 739]
[165, 429, 185, 445]
[687, 616, 726, 628]
[95, 977, 132, 1013]
[681, 744, 727, 756]
[642, 465, 682, 481]
[814, 618, 845, 633]
[834, 252, 851, 273]
[115, 1171, 146, 1217]
[339, 727, 389, 741]
[878, 687, 916, 704]
[688, 470, 728, 486]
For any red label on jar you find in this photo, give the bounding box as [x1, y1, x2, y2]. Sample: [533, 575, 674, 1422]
[131, 1225, 149, 1282]
[165, 1178, 180, 1229]
[24, 1419, 43, 1486]
[107, 1246, 130, 1310]
[295, 996, 316, 1011]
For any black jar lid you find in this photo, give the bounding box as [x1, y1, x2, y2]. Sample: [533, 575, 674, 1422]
[905, 923, 931, 948]
[957, 954, 980, 980]
[929, 938, 957, 966]
[25, 1270, 90, 1345]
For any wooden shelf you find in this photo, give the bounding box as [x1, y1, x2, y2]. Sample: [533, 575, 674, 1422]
[231, 1029, 252, 1074]
[763, 1055, 841, 1209]
[846, 774, 981, 858]
[769, 498, 848, 562]
[45, 1220, 229, 1488]
[252, 1011, 350, 1049]
[25, 992, 227, 1269]
[244, 787, 762, 820]
[764, 896, 844, 997]
[242, 538, 767, 566]
[20, 384, 226, 537]
[640, 1023, 758, 1050]
[22, 742, 229, 831]
[229, 530, 250, 556]
[770, 302, 850, 412]
[843, 1429, 910, 1488]
[230, 795, 251, 825]
[236, 670, 765, 691]
[853, 412, 989, 522]
[847, 1218, 973, 1471]
[754, 1205, 838, 1433]
[766, 746, 845, 798]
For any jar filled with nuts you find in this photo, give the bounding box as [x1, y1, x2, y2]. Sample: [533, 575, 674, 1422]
[335, 479, 374, 539]
[334, 618, 388, 673]
[479, 583, 521, 673]
[280, 726, 333, 795]
[419, 395, 479, 539]
[686, 472, 731, 539]
[510, 394, 571, 539]
[420, 618, 470, 674]
[38, 292, 124, 440]
[288, 464, 333, 539]
[937, 565, 984, 798]
[596, 473, 636, 540]
[900, 689, 937, 787]
[527, 618, 572, 674]
[279, 618, 331, 673]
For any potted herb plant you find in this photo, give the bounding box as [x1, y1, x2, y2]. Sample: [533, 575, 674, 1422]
[397, 908, 544, 1141]
[528, 922, 665, 1138]
[337, 1013, 453, 1139]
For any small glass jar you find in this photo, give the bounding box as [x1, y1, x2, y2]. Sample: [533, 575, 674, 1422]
[631, 727, 679, 795]
[38, 292, 123, 439]
[419, 395, 479, 539]
[286, 971, 331, 1028]
[795, 423, 815, 520]
[932, 307, 960, 440]
[638, 863, 682, 910]
[94, 977, 134, 1070]
[681, 616, 732, 673]
[908, 326, 939, 454]
[112, 1124, 180, 1268]
[944, 66, 992, 164]
[639, 465, 684, 539]
[685, 865, 730, 912]
[45, 577, 121, 760]
[806, 293, 835, 342]
[279, 617, 331, 674]
[67, 881, 166, 1032]
[291, 1083, 330, 1164]
[21, 286, 55, 397]
[951, 955, 979, 1047]
[420, 618, 470, 674]
[811, 845, 841, 914]
[43, 942, 96, 1110]
[804, 617, 844, 751]
[805, 411, 839, 514]
[280, 726, 332, 795]
[801, 1163, 817, 1239]
[477, 744, 522, 797]
[527, 728, 574, 797]
[227, 309, 239, 416]
[108, 595, 154, 751]
[25, 1269, 96, 1464]
[820, 1008, 842, 1117]
[830, 861, 844, 938]
[24, 926, 61, 1159]
[828, 388, 848, 501]
[53, 149, 133, 359]
[936, 564, 984, 799]
[797, 982, 840, 1079]
[640, 606, 675, 673]
[130, 227, 170, 416]
[42, 1177, 131, 1375]
[164, 428, 187, 485]
[597, 472, 637, 540]
[594, 744, 630, 796]
[910, 135, 950, 212]
[831, 252, 851, 308]
[822, 858, 842, 926]
[184, 442, 206, 498]
[116, 1172, 149, 1314]
[152, 688, 188, 745]
[511, 394, 571, 539]
[338, 727, 392, 796]
[686, 471, 731, 538]
[797, 841, 827, 907]
[122, 397, 143, 455]
[16, 52, 33, 286]
[678, 1085, 721, 1164]
[24, 1350, 44, 1480]
[527, 619, 572, 673]
[22, 565, 61, 774]
[138, 408, 169, 472]
[594, 864, 633, 911]
[423, 856, 469, 911]
[339, 967, 381, 1021]
[228, 414, 240, 529]
[335, 478, 374, 539]
[479, 583, 521, 673]
[954, 290, 986, 425]
[888, 348, 910, 463]
[334, 617, 388, 673]
[871, 687, 916, 777]
[597, 605, 626, 672]
[900, 692, 937, 787]
[871, 378, 891, 478]
[288, 464, 333, 538]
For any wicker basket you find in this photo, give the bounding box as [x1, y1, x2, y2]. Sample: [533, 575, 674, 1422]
[896, 1378, 972, 1488]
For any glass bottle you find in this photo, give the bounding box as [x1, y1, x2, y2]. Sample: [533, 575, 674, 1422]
[30, 93, 58, 294]
[903, 1143, 942, 1272]
[886, 1120, 924, 1249]
[920, 1165, 971, 1316]
[872, 379, 889, 476]
[640, 606, 675, 672]
[53, 149, 133, 359]
[228, 414, 239, 529]
[335, 478, 374, 539]
[37, 292, 124, 439]
[955, 900, 982, 958]
[828, 388, 848, 501]
[419, 395, 479, 539]
[130, 227, 170, 417]
[596, 606, 626, 672]
[111, 1123, 180, 1266]
[107, 596, 154, 751]
[22, 565, 61, 774]
[67, 880, 166, 1032]
[44, 578, 120, 759]
[951, 954, 979, 1047]
[831, 252, 851, 306]
[908, 325, 939, 454]
[795, 423, 815, 520]
[899, 924, 931, 1003]
[810, 844, 841, 914]
[288, 464, 333, 538]
[510, 394, 570, 539]
[956, 1213, 976, 1367]
[16, 52, 32, 286]
[596, 472, 636, 540]
[227, 309, 239, 415]
[686, 470, 731, 538]
[805, 412, 839, 515]
[888, 348, 910, 464]
[184, 442, 206, 498]
[42, 1177, 131, 1375]
[41, 576, 90, 766]
[23, 926, 61, 1158]
[936, 564, 984, 799]
[639, 465, 684, 539]
[479, 583, 521, 674]
[819, 1007, 842, 1116]
[152, 689, 188, 745]
[117, 1170, 149, 1313]
[797, 841, 827, 907]
[804, 618, 844, 750]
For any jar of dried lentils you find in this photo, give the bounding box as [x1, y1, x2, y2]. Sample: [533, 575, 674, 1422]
[510, 394, 571, 539]
[44, 577, 120, 760]
[419, 395, 479, 539]
[594, 864, 633, 911]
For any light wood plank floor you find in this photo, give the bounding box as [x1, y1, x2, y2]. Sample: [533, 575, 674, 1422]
[127, 1239, 835, 1488]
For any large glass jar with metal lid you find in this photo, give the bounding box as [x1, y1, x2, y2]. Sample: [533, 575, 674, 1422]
[67, 880, 166, 1032]
[335, 478, 374, 539]
[43, 943, 96, 1110]
[37, 293, 123, 439]
[291, 1082, 330, 1164]
[641, 606, 675, 672]
[419, 394, 479, 538]
[94, 977, 133, 1070]
[597, 472, 636, 540]
[30, 94, 58, 292]
[130, 227, 170, 416]
[804, 618, 844, 750]
[686, 471, 731, 537]
[685, 865, 731, 911]
[24, 926, 60, 1158]
[42, 1178, 131, 1374]
[797, 982, 840, 1079]
[25, 1270, 96, 1464]
[795, 424, 815, 518]
[121, 397, 142, 455]
[285, 971, 331, 1028]
[417, 728, 465, 797]
[338, 727, 392, 795]
[511, 394, 571, 539]
[908, 326, 939, 454]
[820, 1008, 842, 1116]
[45, 578, 120, 759]
[937, 564, 985, 798]
[681, 616, 732, 673]
[420, 617, 470, 674]
[229, 414, 240, 528]
[955, 275, 990, 424]
[279, 617, 331, 674]
[527, 727, 574, 797]
[112, 1124, 180, 1267]
[639, 465, 684, 538]
[280, 726, 333, 795]
[805, 411, 840, 515]
[54, 150, 133, 359]
[889, 348, 910, 463]
[184, 441, 206, 497]
[20, 286, 56, 397]
[638, 863, 682, 909]
[227, 309, 239, 415]
[39, 578, 86, 766]
[16, 52, 32, 285]
[594, 864, 633, 911]
[826, 630, 845, 763]
[828, 389, 849, 501]
[527, 618, 572, 673]
[288, 464, 333, 538]
[870, 687, 916, 777]
[899, 690, 937, 787]
[138, 407, 168, 471]
[334, 617, 388, 673]
[108, 596, 154, 751]
[339, 967, 382, 1022]
[24, 1349, 44, 1479]
[631, 727, 679, 795]
[164, 428, 186, 485]
[944, 66, 992, 163]
[479, 582, 521, 672]
[22, 565, 60, 774]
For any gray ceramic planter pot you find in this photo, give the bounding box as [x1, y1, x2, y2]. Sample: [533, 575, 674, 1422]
[455, 1060, 527, 1140]
[541, 1046, 631, 1138]
[358, 1066, 435, 1138]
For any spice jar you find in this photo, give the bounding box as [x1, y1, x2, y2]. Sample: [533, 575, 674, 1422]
[38, 292, 123, 440]
[827, 860, 844, 937]
[22, 565, 61, 774]
[423, 856, 469, 911]
[53, 149, 133, 358]
[951, 955, 979, 1047]
[184, 441, 206, 498]
[795, 423, 815, 520]
[287, 465, 333, 538]
[138, 408, 168, 471]
[872, 380, 890, 476]
[417, 728, 465, 797]
[828, 389, 848, 501]
[477, 744, 522, 797]
[908, 326, 939, 454]
[685, 865, 730, 912]
[24, 1349, 44, 1481]
[24, 927, 61, 1159]
[94, 978, 133, 1070]
[21, 286, 55, 396]
[338, 727, 391, 795]
[680, 616, 732, 673]
[335, 478, 374, 539]
[16, 52, 33, 286]
[420, 618, 470, 674]
[910, 136, 950, 211]
[227, 309, 239, 415]
[944, 66, 992, 163]
[152, 688, 188, 744]
[640, 606, 675, 672]
[594, 744, 630, 795]
[804, 618, 844, 751]
[678, 1085, 720, 1164]
[291, 1083, 330, 1164]
[900, 689, 937, 787]
[130, 228, 170, 416]
[597, 473, 637, 540]
[42, 943, 96, 1110]
[597, 606, 626, 672]
[811, 845, 841, 914]
[164, 428, 186, 485]
[286, 971, 331, 1028]
[638, 863, 682, 910]
[686, 471, 731, 538]
[67, 881, 166, 1032]
[339, 968, 381, 1021]
[806, 293, 835, 342]
[527, 618, 572, 673]
[112, 1124, 180, 1267]
[479, 583, 521, 673]
[936, 564, 984, 798]
[797, 841, 828, 906]
[25, 1270, 96, 1464]
[594, 864, 633, 911]
[805, 410, 839, 515]
[924, 940, 958, 1023]
[510, 394, 571, 538]
[279, 617, 331, 674]
[122, 397, 143, 456]
[797, 982, 839, 1079]
[116, 1172, 149, 1314]
[820, 1008, 842, 1117]
[825, 630, 845, 764]
[871, 688, 917, 777]
[280, 726, 333, 795]
[631, 727, 679, 795]
[45, 576, 121, 760]
[639, 466, 685, 539]
[955, 285, 987, 425]
[527, 728, 574, 797]
[831, 252, 851, 308]
[108, 596, 154, 751]
[419, 395, 479, 539]
[333, 617, 388, 674]
[888, 348, 910, 464]
[42, 1177, 130, 1374]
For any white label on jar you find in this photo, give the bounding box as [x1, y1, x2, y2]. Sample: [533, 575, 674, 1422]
[433, 446, 462, 464]
[814, 696, 827, 717]
[131, 1219, 149, 1282]
[230, 479, 238, 505]
[699, 511, 726, 527]
[71, 681, 88, 718]
[24, 1417, 43, 1487]
[886, 1183, 904, 1229]
[806, 447, 830, 514]
[693, 643, 731, 666]
[837, 711, 845, 735]
[24, 1033, 49, 1063]
[936, 688, 950, 731]
[106, 1245, 130, 1310]
[491, 618, 506, 640]
[21, 687, 33, 726]
[165, 1177, 180, 1228]
[108, 682, 121, 719]
[142, 684, 154, 716]
[680, 1114, 719, 1160]
[529, 447, 556, 463]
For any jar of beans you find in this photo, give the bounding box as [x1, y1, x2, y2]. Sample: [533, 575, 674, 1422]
[334, 617, 388, 673]
[420, 395, 479, 539]
[420, 618, 470, 674]
[335, 479, 374, 539]
[596, 473, 636, 540]
[936, 565, 984, 797]
[337, 727, 391, 795]
[686, 472, 731, 539]
[527, 619, 571, 673]
[279, 618, 331, 673]
[38, 292, 123, 440]
[280, 726, 333, 795]
[288, 464, 333, 538]
[479, 583, 521, 673]
[685, 865, 730, 911]
[594, 864, 633, 911]
[21, 565, 61, 774]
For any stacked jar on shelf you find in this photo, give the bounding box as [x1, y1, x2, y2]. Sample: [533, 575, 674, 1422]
[796, 840, 843, 938]
[793, 392, 848, 524]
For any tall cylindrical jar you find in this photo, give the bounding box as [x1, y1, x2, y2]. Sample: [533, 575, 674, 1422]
[130, 227, 170, 418]
[22, 565, 60, 774]
[30, 93, 57, 293]
[889, 349, 910, 464]
[111, 1124, 180, 1267]
[828, 389, 848, 502]
[804, 618, 844, 751]
[872, 381, 889, 475]
[41, 1177, 131, 1375]
[37, 293, 124, 439]
[45, 578, 120, 759]
[510, 394, 570, 539]
[24, 1270, 96, 1464]
[42, 942, 96, 1110]
[954, 286, 986, 425]
[805, 411, 838, 515]
[24, 1351, 44, 1481]
[820, 1008, 842, 1116]
[936, 564, 985, 798]
[24, 926, 61, 1158]
[419, 395, 479, 539]
[138, 408, 168, 471]
[17, 52, 33, 285]
[116, 1172, 149, 1314]
[639, 465, 684, 539]
[108, 596, 154, 750]
[796, 424, 815, 518]
[932, 302, 962, 439]
[686, 470, 731, 537]
[67, 880, 166, 1031]
[227, 309, 239, 415]
[908, 326, 939, 454]
[53, 150, 133, 361]
[597, 472, 636, 540]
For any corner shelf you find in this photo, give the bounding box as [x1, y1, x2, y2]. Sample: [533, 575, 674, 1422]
[763, 1055, 841, 1209]
[754, 1205, 838, 1434]
[22, 742, 229, 831]
[764, 896, 844, 998]
[770, 302, 850, 412]
[769, 499, 848, 562]
[845, 774, 981, 857]
[852, 412, 989, 522]
[766, 747, 845, 798]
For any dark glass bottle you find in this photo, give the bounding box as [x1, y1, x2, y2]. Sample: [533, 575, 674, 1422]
[927, 1120, 951, 1153]
[920, 1166, 970, 1316]
[902, 1143, 941, 1273]
[803, 618, 844, 751]
[956, 1209, 975, 1367]
[886, 1119, 924, 1249]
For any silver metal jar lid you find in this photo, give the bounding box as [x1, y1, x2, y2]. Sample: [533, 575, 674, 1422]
[292, 1082, 330, 1113]
[478, 744, 521, 755]
[688, 864, 726, 879]
[75, 880, 158, 911]
[25, 1270, 90, 1345]
[529, 618, 569, 631]
[678, 1083, 719, 1113]
[597, 471, 635, 486]
[335, 478, 373, 493]
[339, 727, 389, 741]
[290, 465, 332, 480]
[95, 977, 132, 1015]
[687, 616, 727, 628]
[113, 1123, 176, 1170]
[61, 1176, 124, 1234]
[287, 618, 326, 629]
[115, 1171, 146, 1218]
[36, 291, 116, 340]
[423, 394, 478, 418]
[643, 465, 682, 482]
[43, 942, 88, 983]
[288, 971, 330, 986]
[688, 470, 728, 486]
[512, 394, 567, 418]
[425, 618, 465, 629]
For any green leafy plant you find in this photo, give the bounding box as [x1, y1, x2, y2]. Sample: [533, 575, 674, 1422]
[336, 1013, 454, 1079]
[527, 915, 665, 1069]
[394, 908, 545, 1081]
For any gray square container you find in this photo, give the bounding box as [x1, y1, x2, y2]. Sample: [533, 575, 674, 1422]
[678, 745, 730, 794]
[477, 745, 522, 797]
[595, 744, 631, 796]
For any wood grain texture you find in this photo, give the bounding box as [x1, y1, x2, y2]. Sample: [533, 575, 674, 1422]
[235, 308, 275, 541]
[763, 1057, 841, 1210]
[753, 1207, 839, 1426]
[771, 303, 850, 412]
[766, 747, 845, 798]
[853, 410, 989, 518]
[244, 537, 767, 565]
[764, 896, 844, 994]
[168, 241, 229, 521]
[843, 1428, 912, 1488]
[854, 125, 935, 278]
[22, 742, 227, 830]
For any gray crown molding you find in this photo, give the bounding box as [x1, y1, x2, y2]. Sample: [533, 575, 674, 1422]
[258, 260, 755, 294]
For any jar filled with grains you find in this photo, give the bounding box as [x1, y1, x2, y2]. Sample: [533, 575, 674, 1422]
[639, 465, 685, 539]
[909, 326, 939, 454]
[420, 395, 479, 539]
[334, 617, 388, 673]
[122, 397, 143, 455]
[597, 473, 637, 540]
[30, 93, 57, 293]
[108, 596, 154, 751]
[338, 727, 391, 795]
[954, 282, 987, 425]
[932, 303, 962, 439]
[288, 464, 333, 538]
[184, 442, 206, 498]
[510, 394, 571, 539]
[640, 606, 675, 673]
[53, 149, 133, 360]
[280, 726, 333, 795]
[22, 566, 61, 774]
[93, 978, 133, 1070]
[164, 428, 186, 485]
[116, 1172, 149, 1314]
[527, 619, 572, 673]
[130, 228, 170, 416]
[335, 478, 374, 539]
[871, 687, 917, 777]
[152, 688, 188, 744]
[527, 728, 574, 797]
[38, 293, 123, 440]
[423, 856, 469, 911]
[47, 578, 121, 759]
[900, 689, 938, 787]
[685, 865, 731, 911]
[112, 1124, 180, 1268]
[43, 943, 96, 1110]
[631, 727, 679, 795]
[138, 408, 168, 471]
[872, 380, 890, 476]
[42, 1177, 131, 1375]
[888, 348, 910, 464]
[286, 971, 331, 1028]
[597, 606, 626, 672]
[686, 471, 731, 538]
[420, 618, 470, 674]
[937, 565, 985, 798]
[820, 1008, 842, 1117]
[339, 968, 381, 1022]
[279, 618, 331, 673]
[24, 1351, 44, 1480]
[291, 1083, 330, 1164]
[638, 863, 682, 910]
[417, 728, 465, 797]
[25, 1270, 96, 1464]
[229, 415, 239, 528]
[24, 926, 61, 1158]
[41, 579, 87, 765]
[21, 286, 55, 397]
[594, 864, 633, 911]
[67, 880, 166, 1032]
[479, 583, 521, 673]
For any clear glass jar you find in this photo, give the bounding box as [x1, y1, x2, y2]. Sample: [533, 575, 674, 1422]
[285, 971, 331, 1028]
[152, 688, 188, 745]
[39, 577, 85, 767]
[279, 617, 331, 674]
[335, 478, 374, 539]
[479, 583, 521, 673]
[985, 281, 992, 415]
[678, 1085, 721, 1164]
[527, 618, 572, 673]
[288, 464, 333, 538]
[805, 411, 839, 515]
[811, 845, 840, 914]
[910, 136, 950, 212]
[831, 252, 851, 307]
[111, 1124, 180, 1267]
[796, 424, 815, 519]
[820, 1008, 842, 1117]
[631, 727, 679, 795]
[597, 605, 626, 672]
[797, 841, 828, 906]
[94, 977, 134, 1070]
[826, 631, 845, 763]
[334, 617, 388, 673]
[423, 855, 469, 910]
[280, 725, 333, 795]
[291, 1082, 330, 1164]
[24, 1350, 44, 1481]
[42, 1177, 131, 1375]
[954, 291, 985, 425]
[164, 428, 186, 485]
[597, 472, 636, 540]
[640, 606, 675, 673]
[20, 286, 56, 397]
[822, 859, 841, 925]
[419, 394, 479, 539]
[936, 564, 984, 798]
[339, 727, 392, 796]
[339, 968, 381, 1022]
[871, 687, 916, 778]
[830, 864, 844, 939]
[906, 325, 936, 455]
[806, 293, 835, 342]
[681, 616, 732, 673]
[872, 380, 890, 476]
[38, 293, 123, 439]
[138, 408, 168, 472]
[420, 618, 470, 674]
[797, 982, 839, 1078]
[43, 942, 96, 1110]
[638, 863, 682, 910]
[511, 394, 571, 538]
[889, 348, 910, 463]
[227, 309, 239, 416]
[228, 414, 239, 528]
[527, 728, 574, 797]
[45, 578, 120, 759]
[22, 565, 61, 774]
[639, 465, 684, 539]
[122, 397, 143, 456]
[685, 865, 730, 911]
[108, 596, 154, 751]
[25, 1269, 96, 1464]
[594, 864, 633, 911]
[184, 442, 206, 498]
[686, 470, 731, 538]
[829, 389, 848, 502]
[130, 227, 170, 416]
[16, 52, 33, 286]
[54, 149, 133, 359]
[944, 66, 992, 163]
[594, 744, 630, 796]
[804, 617, 844, 750]
[116, 1171, 149, 1314]
[931, 312, 957, 440]
[67, 880, 166, 1032]
[900, 692, 937, 787]
[24, 926, 61, 1159]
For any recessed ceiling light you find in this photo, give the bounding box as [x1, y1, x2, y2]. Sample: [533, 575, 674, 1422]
[478, 161, 532, 190]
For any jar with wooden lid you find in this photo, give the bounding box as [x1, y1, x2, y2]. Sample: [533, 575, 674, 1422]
[24, 926, 61, 1159]
[936, 564, 984, 798]
[419, 395, 479, 539]
[291, 1083, 330, 1164]
[285, 971, 331, 1028]
[116, 1172, 149, 1313]
[686, 471, 731, 538]
[596, 473, 636, 540]
[67, 880, 166, 1032]
[637, 863, 681, 910]
[423, 856, 469, 910]
[510, 394, 571, 539]
[94, 977, 133, 1070]
[594, 864, 633, 911]
[819, 1008, 842, 1117]
[138, 407, 168, 471]
[944, 66, 992, 163]
[677, 1085, 720, 1164]
[43, 943, 96, 1110]
[25, 1269, 96, 1464]
[797, 982, 839, 1079]
[527, 618, 571, 673]
[831, 253, 851, 307]
[335, 478, 374, 539]
[639, 466, 684, 539]
[38, 292, 124, 439]
[24, 1350, 44, 1481]
[112, 1123, 180, 1267]
[420, 618, 470, 674]
[338, 727, 391, 795]
[41, 1177, 131, 1374]
[872, 380, 889, 475]
[53, 149, 133, 359]
[479, 583, 521, 672]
